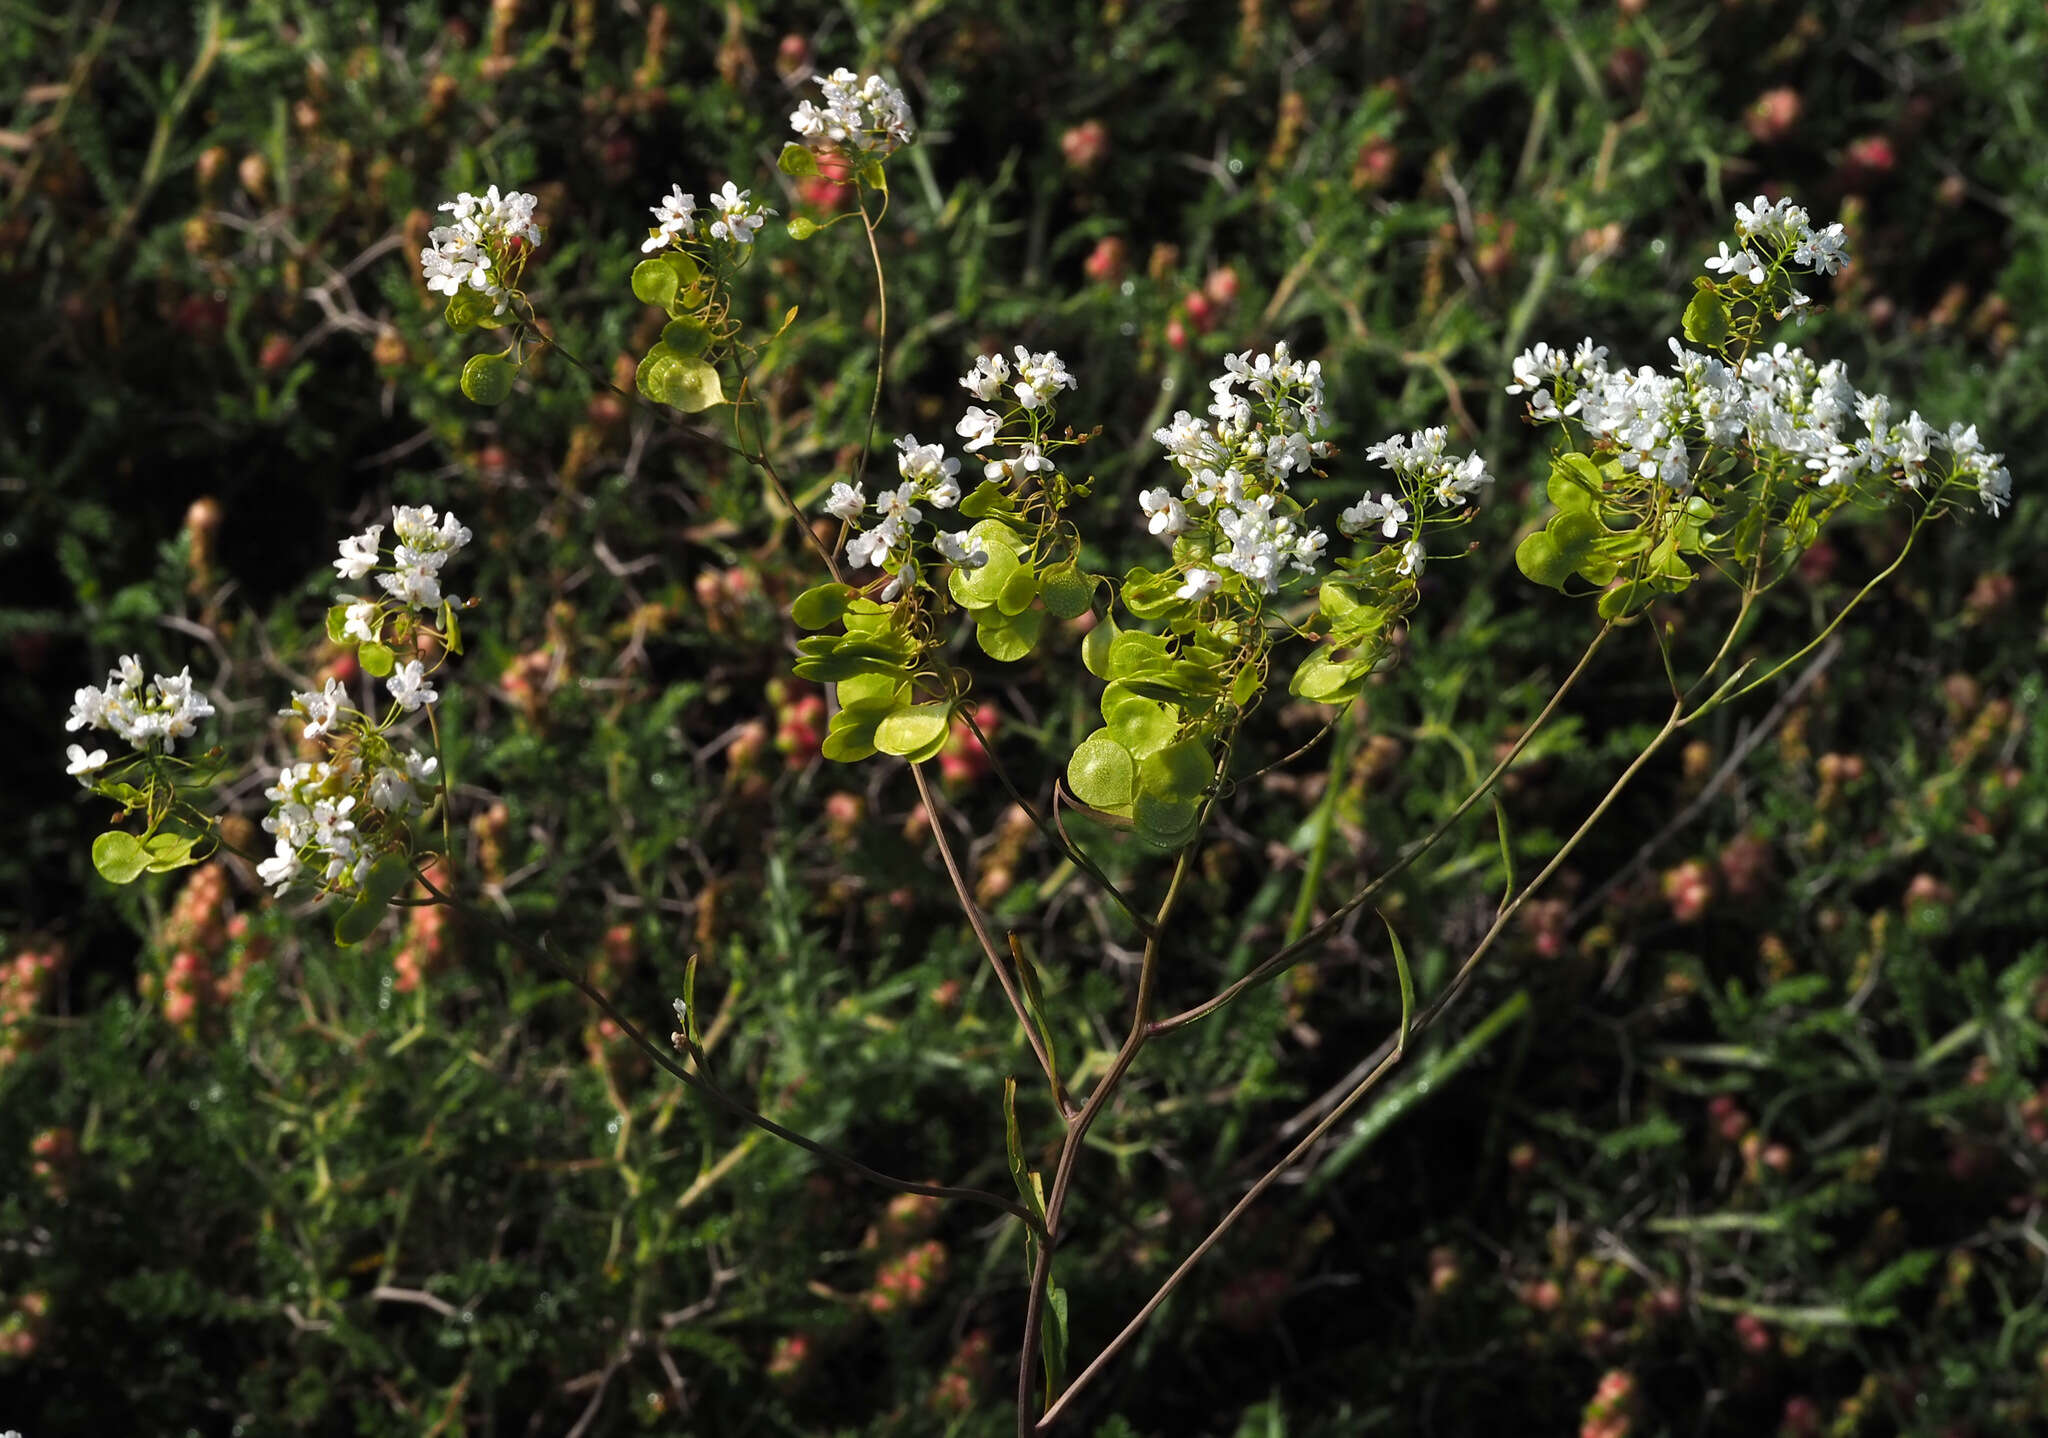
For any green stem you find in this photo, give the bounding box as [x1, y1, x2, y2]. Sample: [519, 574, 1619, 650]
[1684, 505, 1931, 727]
[1017, 845, 1197, 1435]
[855, 189, 889, 490]
[1149, 623, 1612, 1036]
[1038, 698, 1685, 1431]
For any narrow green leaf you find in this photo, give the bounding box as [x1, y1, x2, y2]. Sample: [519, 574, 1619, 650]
[1379, 910, 1415, 1055]
[683, 952, 701, 1046]
[1040, 1281, 1069, 1404]
[1002, 1077, 1047, 1222]
[1010, 934, 1062, 1108]
[1491, 794, 1515, 913]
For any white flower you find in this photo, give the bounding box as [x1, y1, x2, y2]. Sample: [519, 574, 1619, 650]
[257, 837, 301, 895]
[1397, 540, 1427, 577]
[65, 743, 109, 777]
[387, 660, 438, 712]
[824, 481, 866, 522]
[342, 601, 380, 645]
[880, 559, 918, 602]
[1175, 567, 1221, 601]
[846, 519, 902, 570]
[67, 684, 110, 732]
[792, 68, 917, 158]
[379, 560, 443, 611]
[1180, 466, 1245, 511]
[895, 434, 962, 495]
[934, 530, 989, 569]
[64, 658, 215, 755]
[405, 750, 440, 788]
[960, 353, 1011, 402]
[955, 405, 1002, 451]
[1154, 410, 1226, 470]
[1733, 194, 1810, 249]
[368, 762, 424, 814]
[1792, 221, 1848, 275]
[1010, 346, 1076, 410]
[983, 442, 1054, 482]
[874, 481, 924, 527]
[283, 677, 350, 740]
[1289, 527, 1329, 576]
[334, 525, 383, 581]
[1705, 242, 1767, 285]
[643, 185, 696, 253]
[1339, 491, 1408, 540]
[1211, 495, 1300, 593]
[392, 504, 472, 555]
[420, 185, 543, 315]
[1139, 487, 1186, 538]
[707, 181, 772, 244]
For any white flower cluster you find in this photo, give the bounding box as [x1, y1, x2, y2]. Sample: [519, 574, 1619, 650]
[65, 655, 216, 771]
[1730, 194, 1849, 275]
[257, 749, 438, 897]
[828, 433, 971, 600]
[642, 184, 696, 253]
[1504, 339, 1610, 421]
[641, 180, 773, 253]
[1693, 195, 1848, 324]
[1510, 335, 2012, 513]
[334, 504, 473, 612]
[1147, 343, 1333, 601]
[825, 348, 1084, 600]
[1334, 427, 1494, 577]
[790, 68, 916, 160]
[419, 185, 543, 315]
[960, 346, 1078, 412]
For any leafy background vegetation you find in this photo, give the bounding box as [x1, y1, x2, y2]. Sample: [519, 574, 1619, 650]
[3, 1, 2046, 1434]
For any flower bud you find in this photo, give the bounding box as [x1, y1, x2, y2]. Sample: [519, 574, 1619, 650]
[1060, 119, 1108, 172]
[1734, 1312, 1772, 1355]
[237, 151, 270, 201]
[1352, 137, 1398, 190]
[259, 333, 294, 373]
[1084, 236, 1128, 284]
[196, 145, 230, 189]
[1745, 87, 1802, 144]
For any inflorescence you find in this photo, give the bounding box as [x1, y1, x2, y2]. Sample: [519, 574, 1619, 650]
[418, 185, 543, 316]
[1507, 199, 2010, 516]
